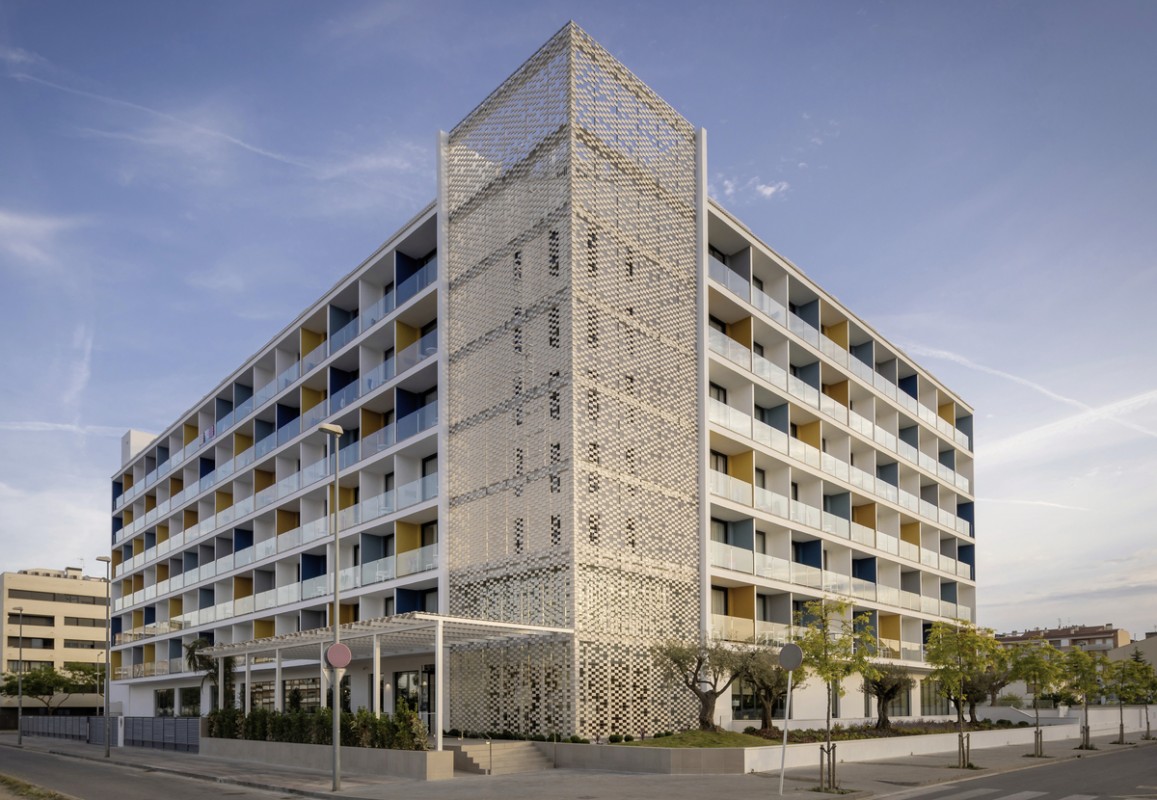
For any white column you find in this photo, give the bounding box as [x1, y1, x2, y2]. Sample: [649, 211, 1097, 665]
[320, 642, 328, 708]
[372, 634, 381, 717]
[274, 650, 283, 712]
[244, 654, 252, 714]
[434, 618, 444, 751]
[217, 656, 225, 709]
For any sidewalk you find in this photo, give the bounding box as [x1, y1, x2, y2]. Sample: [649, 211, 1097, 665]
[0, 731, 1151, 800]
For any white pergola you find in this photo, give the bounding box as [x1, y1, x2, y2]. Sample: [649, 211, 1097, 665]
[204, 612, 573, 750]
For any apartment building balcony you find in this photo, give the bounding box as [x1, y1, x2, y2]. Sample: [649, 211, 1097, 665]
[711, 613, 754, 642]
[707, 259, 972, 453]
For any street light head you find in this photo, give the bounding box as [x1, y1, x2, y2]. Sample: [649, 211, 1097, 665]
[96, 555, 112, 563]
[318, 423, 344, 437]
[13, 606, 22, 613]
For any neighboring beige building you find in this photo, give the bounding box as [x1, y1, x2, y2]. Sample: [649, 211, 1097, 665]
[1, 567, 109, 726]
[996, 623, 1131, 653]
[1107, 631, 1157, 664]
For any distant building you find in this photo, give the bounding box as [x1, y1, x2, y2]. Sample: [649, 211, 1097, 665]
[996, 623, 1130, 653]
[1, 567, 109, 726]
[1106, 630, 1157, 664]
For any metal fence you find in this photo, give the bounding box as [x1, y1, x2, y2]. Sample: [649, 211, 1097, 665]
[20, 716, 200, 752]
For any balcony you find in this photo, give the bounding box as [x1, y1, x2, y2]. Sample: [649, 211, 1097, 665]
[711, 613, 754, 642]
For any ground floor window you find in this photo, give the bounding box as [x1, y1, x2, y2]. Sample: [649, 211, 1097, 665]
[865, 687, 911, 718]
[731, 678, 788, 721]
[920, 679, 951, 716]
[179, 687, 200, 716]
[155, 688, 174, 717]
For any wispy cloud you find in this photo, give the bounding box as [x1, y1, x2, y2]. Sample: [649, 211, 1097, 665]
[11, 72, 315, 172]
[0, 208, 83, 269]
[0, 421, 122, 436]
[981, 498, 1091, 512]
[711, 174, 791, 203]
[61, 324, 95, 410]
[0, 46, 45, 67]
[903, 342, 1157, 442]
[321, 2, 409, 41]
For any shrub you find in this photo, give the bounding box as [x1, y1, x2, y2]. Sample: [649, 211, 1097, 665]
[608, 734, 623, 744]
[623, 734, 634, 742]
[997, 694, 1024, 708]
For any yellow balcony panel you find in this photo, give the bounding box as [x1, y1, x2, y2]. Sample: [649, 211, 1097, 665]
[215, 491, 233, 513]
[276, 509, 300, 535]
[254, 618, 275, 639]
[254, 470, 274, 492]
[362, 408, 385, 436]
[728, 584, 755, 620]
[183, 509, 198, 528]
[183, 423, 198, 446]
[234, 432, 253, 454]
[132, 537, 145, 556]
[301, 327, 326, 356]
[822, 380, 849, 407]
[168, 597, 183, 616]
[122, 471, 134, 490]
[156, 563, 170, 581]
[396, 320, 419, 350]
[169, 476, 184, 494]
[302, 386, 326, 412]
[821, 319, 849, 349]
[852, 503, 876, 528]
[900, 522, 920, 545]
[730, 450, 754, 484]
[145, 494, 156, 512]
[879, 613, 901, 641]
[938, 403, 955, 425]
[396, 521, 420, 553]
[729, 316, 754, 349]
[797, 420, 821, 449]
[234, 576, 253, 598]
[157, 524, 169, 543]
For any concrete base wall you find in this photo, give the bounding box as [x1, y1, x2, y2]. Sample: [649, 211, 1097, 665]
[200, 737, 454, 781]
[535, 707, 1154, 775]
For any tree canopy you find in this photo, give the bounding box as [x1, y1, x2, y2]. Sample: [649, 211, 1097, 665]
[0, 664, 101, 714]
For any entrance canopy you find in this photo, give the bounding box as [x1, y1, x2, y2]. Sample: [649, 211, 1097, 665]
[203, 613, 573, 750]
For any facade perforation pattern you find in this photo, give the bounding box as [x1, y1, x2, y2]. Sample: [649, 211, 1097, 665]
[442, 22, 702, 736]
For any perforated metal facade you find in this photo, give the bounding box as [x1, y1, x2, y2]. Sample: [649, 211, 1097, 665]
[442, 23, 702, 736]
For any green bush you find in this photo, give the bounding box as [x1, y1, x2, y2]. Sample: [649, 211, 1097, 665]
[206, 705, 427, 751]
[997, 694, 1024, 708]
[623, 734, 634, 742]
[608, 734, 623, 744]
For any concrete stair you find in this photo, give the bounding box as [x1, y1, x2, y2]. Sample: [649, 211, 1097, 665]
[448, 740, 555, 775]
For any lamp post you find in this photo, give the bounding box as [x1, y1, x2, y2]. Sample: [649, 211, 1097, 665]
[14, 606, 23, 746]
[318, 422, 347, 792]
[96, 555, 112, 757]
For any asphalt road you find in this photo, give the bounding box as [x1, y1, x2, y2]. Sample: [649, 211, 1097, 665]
[0, 747, 294, 800]
[879, 746, 1157, 800]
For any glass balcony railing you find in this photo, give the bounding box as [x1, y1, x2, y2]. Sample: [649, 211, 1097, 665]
[397, 258, 437, 306]
[711, 613, 754, 643]
[709, 540, 754, 573]
[361, 290, 396, 333]
[329, 317, 360, 355]
[396, 543, 438, 577]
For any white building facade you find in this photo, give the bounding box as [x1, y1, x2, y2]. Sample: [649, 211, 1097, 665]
[110, 23, 974, 735]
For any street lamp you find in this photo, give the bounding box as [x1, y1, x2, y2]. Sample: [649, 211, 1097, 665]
[318, 422, 348, 792]
[96, 555, 112, 757]
[13, 606, 23, 746]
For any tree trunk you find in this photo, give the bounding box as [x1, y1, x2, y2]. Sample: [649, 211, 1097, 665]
[697, 689, 717, 731]
[759, 696, 774, 732]
[876, 699, 891, 730]
[968, 699, 979, 724]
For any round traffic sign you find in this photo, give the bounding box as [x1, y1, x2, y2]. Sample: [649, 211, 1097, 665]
[778, 643, 803, 671]
[325, 642, 352, 669]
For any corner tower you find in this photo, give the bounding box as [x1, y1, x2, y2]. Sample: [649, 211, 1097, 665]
[440, 22, 704, 736]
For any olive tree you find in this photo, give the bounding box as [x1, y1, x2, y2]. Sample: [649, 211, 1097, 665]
[862, 663, 913, 731]
[741, 646, 807, 733]
[650, 639, 745, 731]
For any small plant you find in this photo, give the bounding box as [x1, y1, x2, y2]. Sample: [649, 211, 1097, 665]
[623, 734, 634, 742]
[608, 734, 623, 743]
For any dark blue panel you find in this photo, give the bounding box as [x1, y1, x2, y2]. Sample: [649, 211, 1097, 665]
[940, 582, 957, 602]
[329, 366, 356, 394]
[798, 361, 820, 390]
[254, 419, 275, 440]
[396, 388, 423, 418]
[215, 397, 233, 422]
[792, 539, 822, 568]
[938, 449, 955, 469]
[396, 588, 423, 613]
[796, 299, 820, 328]
[234, 384, 253, 404]
[198, 587, 214, 609]
[199, 457, 215, 478]
[395, 251, 420, 285]
[851, 341, 873, 367]
[876, 462, 898, 487]
[144, 606, 156, 625]
[300, 553, 326, 581]
[899, 375, 918, 400]
[234, 529, 253, 551]
[899, 426, 918, 448]
[729, 518, 754, 550]
[275, 403, 300, 428]
[852, 557, 877, 582]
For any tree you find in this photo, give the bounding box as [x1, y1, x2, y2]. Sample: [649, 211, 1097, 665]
[794, 598, 875, 790]
[1011, 639, 1064, 753]
[650, 639, 744, 731]
[1064, 648, 1106, 749]
[1104, 652, 1151, 745]
[184, 638, 236, 711]
[862, 663, 913, 730]
[925, 620, 1000, 768]
[0, 665, 94, 714]
[978, 645, 1016, 708]
[741, 647, 806, 733]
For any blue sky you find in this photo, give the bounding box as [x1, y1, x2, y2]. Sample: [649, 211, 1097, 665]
[2, 1, 1155, 639]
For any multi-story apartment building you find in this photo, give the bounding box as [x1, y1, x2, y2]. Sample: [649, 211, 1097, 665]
[1, 567, 109, 726]
[997, 624, 1131, 654]
[110, 23, 975, 736]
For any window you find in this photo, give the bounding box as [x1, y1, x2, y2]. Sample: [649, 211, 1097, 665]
[420, 522, 437, 547]
[710, 518, 727, 543]
[711, 586, 728, 615]
[709, 383, 727, 404]
[549, 370, 561, 419]
[587, 388, 599, 419]
[710, 450, 728, 473]
[587, 231, 597, 275]
[709, 244, 728, 264]
[626, 518, 636, 548]
[513, 518, 524, 554]
[64, 639, 100, 649]
[791, 482, 799, 501]
[421, 454, 438, 477]
[550, 442, 561, 493]
[551, 515, 561, 545]
[709, 315, 726, 333]
[754, 530, 766, 554]
[513, 325, 522, 353]
[548, 229, 559, 276]
[753, 341, 764, 357]
[549, 307, 560, 347]
[755, 468, 766, 489]
[513, 250, 522, 281]
[626, 247, 634, 279]
[588, 472, 599, 493]
[752, 276, 764, 292]
[587, 442, 600, 464]
[588, 514, 600, 544]
[920, 679, 951, 715]
[10, 613, 53, 626]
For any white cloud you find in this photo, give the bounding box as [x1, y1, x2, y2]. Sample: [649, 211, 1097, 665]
[0, 46, 44, 67]
[0, 208, 83, 269]
[61, 324, 95, 410]
[0, 421, 122, 436]
[755, 181, 790, 198]
[0, 481, 110, 572]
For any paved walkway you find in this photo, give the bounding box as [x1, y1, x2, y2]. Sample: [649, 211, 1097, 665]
[0, 731, 1152, 800]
